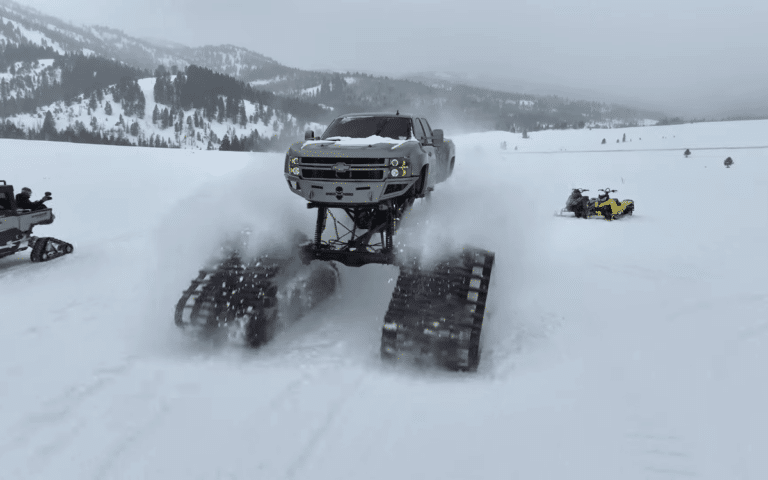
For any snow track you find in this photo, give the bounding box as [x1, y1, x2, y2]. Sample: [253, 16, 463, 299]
[1, 120, 767, 479]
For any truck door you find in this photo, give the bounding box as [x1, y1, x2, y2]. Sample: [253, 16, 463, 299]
[417, 118, 440, 183]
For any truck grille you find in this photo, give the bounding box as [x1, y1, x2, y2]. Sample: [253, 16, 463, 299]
[300, 157, 387, 166]
[302, 169, 384, 180]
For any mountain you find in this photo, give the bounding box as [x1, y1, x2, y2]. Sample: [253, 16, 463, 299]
[0, 0, 663, 151]
[0, 0, 296, 80]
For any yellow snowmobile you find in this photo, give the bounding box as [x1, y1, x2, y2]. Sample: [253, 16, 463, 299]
[558, 187, 634, 221]
[587, 188, 634, 220]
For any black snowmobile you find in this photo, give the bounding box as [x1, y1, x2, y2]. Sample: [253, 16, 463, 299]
[176, 113, 495, 371]
[561, 188, 591, 218]
[558, 187, 634, 220]
[0, 181, 73, 262]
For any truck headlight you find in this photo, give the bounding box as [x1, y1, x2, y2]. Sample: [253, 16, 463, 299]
[390, 169, 399, 177]
[291, 167, 300, 175]
[390, 159, 399, 167]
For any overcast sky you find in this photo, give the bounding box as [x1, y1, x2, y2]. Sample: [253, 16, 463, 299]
[21, 0, 768, 117]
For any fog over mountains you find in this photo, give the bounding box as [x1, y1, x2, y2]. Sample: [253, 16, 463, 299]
[1, 0, 764, 153]
[17, 0, 768, 120]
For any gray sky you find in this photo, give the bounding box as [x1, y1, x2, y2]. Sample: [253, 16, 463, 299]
[22, 0, 768, 118]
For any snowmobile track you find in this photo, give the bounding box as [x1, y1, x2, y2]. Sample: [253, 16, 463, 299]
[380, 247, 495, 371]
[30, 237, 74, 262]
[174, 255, 284, 347]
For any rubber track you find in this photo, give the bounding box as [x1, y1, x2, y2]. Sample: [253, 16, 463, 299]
[174, 255, 283, 346]
[30, 237, 73, 262]
[381, 247, 495, 371]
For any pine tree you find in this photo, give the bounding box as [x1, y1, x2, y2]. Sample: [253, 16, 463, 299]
[226, 96, 236, 123]
[231, 134, 241, 151]
[42, 111, 56, 140]
[239, 101, 247, 127]
[154, 75, 165, 105]
[104, 101, 112, 115]
[130, 121, 139, 136]
[152, 105, 159, 124]
[220, 134, 231, 151]
[217, 97, 225, 123]
[89, 93, 98, 111]
[136, 90, 146, 119]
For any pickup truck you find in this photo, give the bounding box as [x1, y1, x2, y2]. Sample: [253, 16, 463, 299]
[284, 112, 455, 205]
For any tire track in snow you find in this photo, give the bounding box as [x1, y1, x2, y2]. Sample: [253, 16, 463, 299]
[282, 371, 367, 480]
[0, 359, 140, 479]
[89, 369, 171, 480]
[626, 420, 699, 478]
[0, 358, 137, 460]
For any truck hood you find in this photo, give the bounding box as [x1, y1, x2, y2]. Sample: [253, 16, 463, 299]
[299, 135, 418, 153]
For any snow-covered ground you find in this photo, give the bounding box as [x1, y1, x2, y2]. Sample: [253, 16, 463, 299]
[498, 119, 768, 153]
[1, 119, 766, 479]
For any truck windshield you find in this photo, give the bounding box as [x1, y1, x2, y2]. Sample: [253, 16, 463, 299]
[322, 116, 412, 140]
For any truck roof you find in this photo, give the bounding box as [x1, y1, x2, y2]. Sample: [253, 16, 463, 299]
[337, 112, 417, 119]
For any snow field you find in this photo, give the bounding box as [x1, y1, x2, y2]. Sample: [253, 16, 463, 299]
[1, 119, 767, 479]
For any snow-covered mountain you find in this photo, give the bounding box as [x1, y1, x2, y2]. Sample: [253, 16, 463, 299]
[0, 0, 661, 144]
[0, 0, 291, 81]
[1, 119, 766, 479]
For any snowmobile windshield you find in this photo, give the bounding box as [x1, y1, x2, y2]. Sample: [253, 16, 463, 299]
[322, 116, 412, 140]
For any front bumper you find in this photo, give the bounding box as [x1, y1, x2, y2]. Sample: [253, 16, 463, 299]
[285, 176, 417, 205]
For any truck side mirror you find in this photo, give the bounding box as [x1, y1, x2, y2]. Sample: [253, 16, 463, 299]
[432, 129, 444, 144]
[304, 130, 315, 140]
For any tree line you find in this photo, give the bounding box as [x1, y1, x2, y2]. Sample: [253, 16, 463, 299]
[0, 47, 150, 118]
[152, 65, 327, 126]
